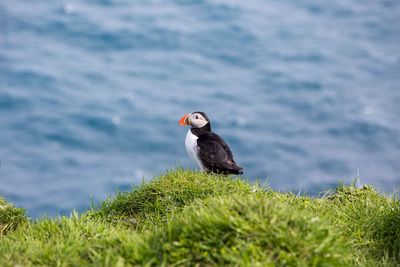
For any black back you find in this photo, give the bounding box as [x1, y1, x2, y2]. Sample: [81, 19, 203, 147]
[196, 131, 243, 175]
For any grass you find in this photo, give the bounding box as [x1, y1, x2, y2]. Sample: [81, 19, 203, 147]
[0, 196, 27, 235]
[0, 169, 399, 266]
[93, 169, 255, 230]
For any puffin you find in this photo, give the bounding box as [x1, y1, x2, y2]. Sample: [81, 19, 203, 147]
[179, 111, 243, 175]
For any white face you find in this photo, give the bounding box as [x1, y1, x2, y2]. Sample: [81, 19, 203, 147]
[188, 112, 209, 128]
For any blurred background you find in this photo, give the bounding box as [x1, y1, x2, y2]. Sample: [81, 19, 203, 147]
[1, 0, 399, 218]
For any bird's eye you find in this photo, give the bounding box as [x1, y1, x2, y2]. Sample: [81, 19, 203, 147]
[196, 115, 199, 119]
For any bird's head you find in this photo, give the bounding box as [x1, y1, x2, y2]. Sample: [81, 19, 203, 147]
[179, 111, 210, 129]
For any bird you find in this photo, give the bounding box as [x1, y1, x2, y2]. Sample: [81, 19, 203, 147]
[179, 111, 243, 175]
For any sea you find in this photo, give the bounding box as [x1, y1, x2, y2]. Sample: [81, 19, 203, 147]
[1, 0, 399, 218]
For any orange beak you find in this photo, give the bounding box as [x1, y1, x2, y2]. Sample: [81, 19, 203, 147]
[179, 114, 190, 126]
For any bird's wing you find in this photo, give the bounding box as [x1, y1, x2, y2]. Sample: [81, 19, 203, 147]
[197, 132, 242, 174]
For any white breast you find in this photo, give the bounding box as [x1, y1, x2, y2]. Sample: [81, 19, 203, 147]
[185, 129, 204, 170]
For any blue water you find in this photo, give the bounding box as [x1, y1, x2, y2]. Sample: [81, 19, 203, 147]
[1, 0, 399, 218]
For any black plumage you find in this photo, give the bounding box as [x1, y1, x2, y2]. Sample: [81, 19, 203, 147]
[197, 131, 243, 175]
[190, 120, 243, 175]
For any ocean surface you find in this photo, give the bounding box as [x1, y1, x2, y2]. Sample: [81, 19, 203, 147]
[1, 0, 399, 218]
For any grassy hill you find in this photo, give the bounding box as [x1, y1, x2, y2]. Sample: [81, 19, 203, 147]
[0, 169, 399, 266]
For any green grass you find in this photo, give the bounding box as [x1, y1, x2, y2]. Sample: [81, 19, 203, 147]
[0, 196, 27, 235]
[0, 169, 399, 266]
[93, 169, 256, 230]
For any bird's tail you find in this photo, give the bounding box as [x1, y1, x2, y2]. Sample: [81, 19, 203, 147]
[230, 164, 243, 175]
